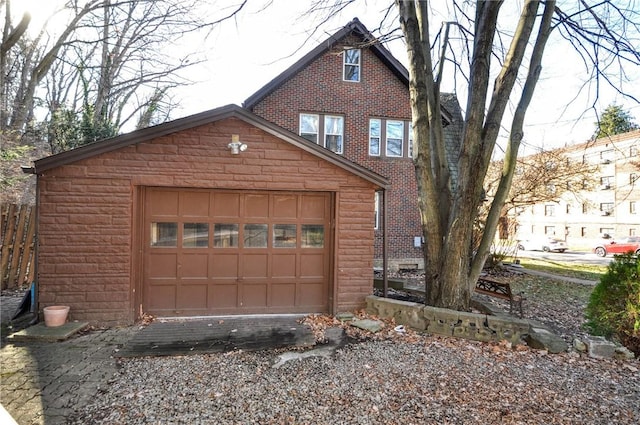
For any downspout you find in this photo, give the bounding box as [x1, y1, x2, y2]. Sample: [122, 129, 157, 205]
[21, 165, 39, 325]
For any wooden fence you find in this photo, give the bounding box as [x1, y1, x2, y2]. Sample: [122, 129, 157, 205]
[1, 204, 36, 290]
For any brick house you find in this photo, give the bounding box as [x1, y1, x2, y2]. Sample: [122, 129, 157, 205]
[244, 18, 464, 270]
[27, 106, 388, 324]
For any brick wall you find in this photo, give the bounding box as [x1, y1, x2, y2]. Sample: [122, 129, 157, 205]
[37, 117, 377, 324]
[249, 41, 427, 265]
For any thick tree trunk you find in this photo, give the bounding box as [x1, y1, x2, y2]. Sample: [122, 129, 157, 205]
[397, 0, 554, 310]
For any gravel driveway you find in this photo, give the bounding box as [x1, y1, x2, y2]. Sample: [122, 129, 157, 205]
[69, 335, 638, 424]
[4, 269, 640, 424]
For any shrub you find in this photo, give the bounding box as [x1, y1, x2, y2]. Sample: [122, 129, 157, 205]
[585, 254, 640, 355]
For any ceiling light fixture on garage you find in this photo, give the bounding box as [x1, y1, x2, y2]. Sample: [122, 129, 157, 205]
[228, 134, 248, 155]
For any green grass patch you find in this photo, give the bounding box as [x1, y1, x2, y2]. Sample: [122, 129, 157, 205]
[512, 258, 606, 282]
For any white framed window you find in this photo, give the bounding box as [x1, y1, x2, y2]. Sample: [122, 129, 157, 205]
[343, 49, 360, 82]
[600, 176, 613, 190]
[299, 113, 343, 154]
[324, 115, 344, 154]
[545, 205, 555, 216]
[300, 114, 319, 143]
[386, 120, 404, 157]
[544, 226, 555, 236]
[631, 201, 637, 214]
[369, 119, 381, 156]
[600, 203, 614, 216]
[600, 149, 614, 164]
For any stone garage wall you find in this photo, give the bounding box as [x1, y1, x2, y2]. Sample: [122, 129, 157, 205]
[366, 295, 531, 345]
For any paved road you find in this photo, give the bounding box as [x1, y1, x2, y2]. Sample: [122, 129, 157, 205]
[515, 249, 612, 266]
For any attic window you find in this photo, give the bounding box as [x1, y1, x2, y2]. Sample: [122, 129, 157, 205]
[343, 49, 360, 82]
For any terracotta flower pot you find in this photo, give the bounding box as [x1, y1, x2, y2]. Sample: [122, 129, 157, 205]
[43, 306, 70, 327]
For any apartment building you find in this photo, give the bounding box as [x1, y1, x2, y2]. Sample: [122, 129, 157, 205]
[514, 130, 640, 250]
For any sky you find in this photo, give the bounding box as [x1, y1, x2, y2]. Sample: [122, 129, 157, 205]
[178, 0, 640, 155]
[12, 0, 640, 154]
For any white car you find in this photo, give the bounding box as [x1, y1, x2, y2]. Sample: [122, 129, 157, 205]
[518, 237, 568, 253]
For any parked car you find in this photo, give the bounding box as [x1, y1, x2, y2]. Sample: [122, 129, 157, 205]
[593, 236, 640, 257]
[517, 237, 568, 253]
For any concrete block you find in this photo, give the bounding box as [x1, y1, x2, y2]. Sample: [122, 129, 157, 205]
[526, 327, 568, 353]
[584, 336, 617, 359]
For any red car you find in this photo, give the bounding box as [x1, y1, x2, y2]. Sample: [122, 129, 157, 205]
[594, 236, 640, 257]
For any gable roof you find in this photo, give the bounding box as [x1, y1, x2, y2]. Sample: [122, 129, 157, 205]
[243, 18, 453, 124]
[27, 104, 389, 189]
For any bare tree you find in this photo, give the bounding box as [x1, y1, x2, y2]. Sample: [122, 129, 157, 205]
[396, 0, 639, 310]
[485, 148, 600, 216]
[1, 0, 248, 140]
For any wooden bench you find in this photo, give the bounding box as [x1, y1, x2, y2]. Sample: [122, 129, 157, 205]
[474, 276, 524, 318]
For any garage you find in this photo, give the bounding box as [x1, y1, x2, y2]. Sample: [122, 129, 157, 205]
[144, 188, 331, 316]
[28, 104, 388, 324]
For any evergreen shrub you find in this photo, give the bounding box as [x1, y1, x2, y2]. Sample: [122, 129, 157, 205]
[585, 254, 640, 356]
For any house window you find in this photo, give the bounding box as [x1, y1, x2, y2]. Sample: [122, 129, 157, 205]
[566, 204, 571, 214]
[631, 173, 638, 185]
[300, 114, 319, 143]
[545, 205, 555, 216]
[600, 203, 614, 216]
[581, 227, 587, 237]
[343, 49, 360, 82]
[582, 203, 588, 214]
[324, 115, 344, 154]
[600, 228, 614, 238]
[368, 118, 412, 158]
[600, 150, 614, 164]
[299, 113, 344, 154]
[630, 229, 637, 236]
[374, 192, 381, 230]
[600, 176, 613, 190]
[631, 201, 637, 214]
[544, 226, 555, 236]
[369, 119, 381, 156]
[386, 120, 404, 157]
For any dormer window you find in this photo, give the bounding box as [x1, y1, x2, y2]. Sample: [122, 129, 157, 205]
[343, 49, 360, 82]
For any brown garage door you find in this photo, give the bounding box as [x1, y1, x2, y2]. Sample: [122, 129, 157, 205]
[142, 188, 332, 317]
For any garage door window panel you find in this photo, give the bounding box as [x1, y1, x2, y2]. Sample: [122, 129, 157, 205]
[274, 224, 297, 248]
[214, 224, 239, 247]
[183, 223, 209, 247]
[302, 224, 324, 248]
[151, 222, 177, 247]
[243, 224, 268, 248]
